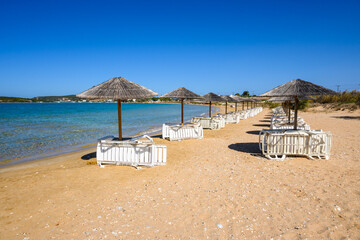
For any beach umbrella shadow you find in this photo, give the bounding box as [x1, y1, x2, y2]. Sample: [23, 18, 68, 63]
[246, 130, 261, 135]
[253, 124, 271, 127]
[81, 152, 96, 160]
[332, 116, 360, 120]
[228, 142, 262, 156]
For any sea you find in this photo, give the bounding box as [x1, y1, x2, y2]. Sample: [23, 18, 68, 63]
[0, 102, 216, 167]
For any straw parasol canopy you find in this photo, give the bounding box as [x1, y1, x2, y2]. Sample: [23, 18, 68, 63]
[202, 92, 225, 117]
[160, 87, 201, 124]
[260, 79, 337, 129]
[221, 95, 238, 114]
[260, 79, 337, 97]
[231, 95, 250, 111]
[77, 77, 158, 140]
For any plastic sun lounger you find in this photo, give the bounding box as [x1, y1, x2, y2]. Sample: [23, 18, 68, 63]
[96, 135, 167, 168]
[191, 117, 224, 130]
[162, 123, 203, 141]
[259, 129, 332, 161]
[223, 114, 240, 124]
[270, 123, 311, 131]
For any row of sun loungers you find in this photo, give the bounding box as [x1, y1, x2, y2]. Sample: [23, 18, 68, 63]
[191, 107, 263, 129]
[96, 107, 263, 167]
[270, 107, 310, 130]
[259, 107, 332, 160]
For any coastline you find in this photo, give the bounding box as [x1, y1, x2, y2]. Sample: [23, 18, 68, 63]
[0, 103, 220, 169]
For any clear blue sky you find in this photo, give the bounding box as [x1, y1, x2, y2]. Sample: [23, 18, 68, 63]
[0, 0, 359, 98]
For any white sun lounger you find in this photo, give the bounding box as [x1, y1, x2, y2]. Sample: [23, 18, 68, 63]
[259, 129, 332, 160]
[223, 114, 241, 124]
[97, 135, 167, 167]
[191, 117, 225, 130]
[162, 123, 203, 141]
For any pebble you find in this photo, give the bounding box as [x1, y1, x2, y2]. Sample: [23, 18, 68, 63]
[334, 205, 341, 211]
[217, 224, 223, 229]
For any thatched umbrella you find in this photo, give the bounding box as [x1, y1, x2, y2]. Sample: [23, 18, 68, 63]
[77, 77, 158, 140]
[231, 95, 250, 110]
[221, 95, 238, 114]
[202, 93, 225, 117]
[243, 98, 253, 109]
[230, 95, 247, 112]
[260, 79, 336, 129]
[161, 87, 201, 125]
[251, 98, 262, 108]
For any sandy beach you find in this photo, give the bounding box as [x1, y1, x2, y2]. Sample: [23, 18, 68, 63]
[1, 106, 359, 239]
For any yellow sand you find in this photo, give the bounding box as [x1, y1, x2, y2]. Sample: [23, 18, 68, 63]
[0, 106, 359, 239]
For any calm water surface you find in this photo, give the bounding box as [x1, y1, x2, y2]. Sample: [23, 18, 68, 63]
[0, 103, 214, 166]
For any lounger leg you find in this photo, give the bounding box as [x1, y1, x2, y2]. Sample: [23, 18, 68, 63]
[266, 154, 286, 161]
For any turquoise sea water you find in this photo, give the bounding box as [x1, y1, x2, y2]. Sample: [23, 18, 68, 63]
[0, 103, 214, 166]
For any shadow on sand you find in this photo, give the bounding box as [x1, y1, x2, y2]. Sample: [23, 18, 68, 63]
[259, 120, 271, 123]
[81, 152, 96, 160]
[149, 134, 163, 139]
[253, 124, 270, 127]
[246, 130, 261, 135]
[332, 116, 360, 120]
[228, 142, 261, 154]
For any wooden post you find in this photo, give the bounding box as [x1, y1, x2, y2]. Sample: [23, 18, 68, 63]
[247, 101, 249, 109]
[117, 99, 122, 140]
[235, 102, 237, 112]
[209, 101, 212, 117]
[242, 101, 244, 110]
[225, 101, 228, 114]
[288, 101, 291, 123]
[294, 96, 299, 130]
[181, 99, 184, 125]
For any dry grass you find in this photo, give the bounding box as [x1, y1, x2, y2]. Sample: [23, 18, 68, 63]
[86, 160, 97, 165]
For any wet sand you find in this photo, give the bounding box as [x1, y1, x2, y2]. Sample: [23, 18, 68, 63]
[1, 107, 359, 239]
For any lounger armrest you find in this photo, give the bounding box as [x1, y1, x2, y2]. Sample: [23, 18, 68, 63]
[131, 135, 154, 144]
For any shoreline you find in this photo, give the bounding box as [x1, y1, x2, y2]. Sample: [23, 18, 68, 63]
[0, 103, 220, 170]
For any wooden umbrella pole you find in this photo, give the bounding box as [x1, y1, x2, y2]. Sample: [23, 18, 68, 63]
[247, 101, 249, 109]
[225, 101, 228, 114]
[235, 102, 237, 112]
[117, 99, 122, 140]
[181, 99, 184, 125]
[288, 101, 291, 123]
[294, 96, 299, 130]
[209, 101, 212, 117]
[242, 102, 244, 110]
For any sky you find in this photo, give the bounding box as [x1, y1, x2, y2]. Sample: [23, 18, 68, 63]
[0, 0, 359, 98]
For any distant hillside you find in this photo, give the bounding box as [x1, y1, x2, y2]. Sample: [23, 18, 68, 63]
[0, 95, 83, 102]
[0, 96, 33, 102]
[32, 95, 81, 102]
